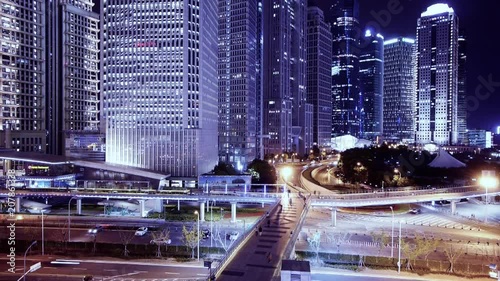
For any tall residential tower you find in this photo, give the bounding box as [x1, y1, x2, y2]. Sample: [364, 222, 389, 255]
[415, 4, 459, 145]
[101, 1, 219, 177]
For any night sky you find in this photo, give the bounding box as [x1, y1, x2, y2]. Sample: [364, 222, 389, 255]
[315, 0, 500, 132]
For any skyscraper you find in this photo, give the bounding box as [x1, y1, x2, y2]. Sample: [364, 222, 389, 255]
[101, 1, 219, 177]
[46, 0, 101, 157]
[0, 1, 45, 152]
[306, 6, 332, 149]
[359, 30, 384, 140]
[263, 0, 312, 156]
[415, 4, 459, 145]
[330, 0, 361, 137]
[457, 30, 467, 144]
[383, 37, 416, 143]
[218, 0, 258, 170]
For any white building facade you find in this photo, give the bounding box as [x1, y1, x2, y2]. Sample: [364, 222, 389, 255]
[415, 4, 459, 145]
[101, 1, 219, 177]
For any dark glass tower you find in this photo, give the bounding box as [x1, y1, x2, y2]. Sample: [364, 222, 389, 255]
[329, 0, 361, 137]
[457, 30, 467, 144]
[359, 31, 384, 140]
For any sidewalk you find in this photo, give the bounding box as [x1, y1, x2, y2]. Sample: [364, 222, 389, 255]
[217, 196, 305, 281]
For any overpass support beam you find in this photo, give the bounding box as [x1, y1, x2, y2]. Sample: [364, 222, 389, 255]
[231, 202, 237, 223]
[15, 197, 21, 213]
[331, 208, 337, 227]
[76, 199, 82, 215]
[139, 200, 146, 217]
[451, 200, 457, 215]
[200, 202, 205, 222]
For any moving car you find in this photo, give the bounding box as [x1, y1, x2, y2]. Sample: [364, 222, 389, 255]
[409, 208, 421, 214]
[226, 231, 240, 241]
[135, 227, 148, 236]
[88, 225, 103, 234]
[202, 229, 210, 239]
[150, 238, 171, 245]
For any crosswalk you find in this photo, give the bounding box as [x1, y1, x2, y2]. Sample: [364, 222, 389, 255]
[338, 213, 479, 231]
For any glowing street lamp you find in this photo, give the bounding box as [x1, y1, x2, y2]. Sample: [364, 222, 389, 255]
[394, 169, 401, 178]
[281, 167, 292, 182]
[479, 175, 498, 222]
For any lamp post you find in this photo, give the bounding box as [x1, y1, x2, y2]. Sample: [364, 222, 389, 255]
[68, 197, 77, 242]
[398, 220, 403, 274]
[210, 202, 213, 247]
[479, 175, 498, 223]
[194, 211, 200, 261]
[41, 210, 45, 256]
[390, 206, 394, 258]
[23, 241, 37, 281]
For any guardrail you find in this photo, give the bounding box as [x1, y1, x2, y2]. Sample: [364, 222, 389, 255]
[210, 201, 281, 280]
[282, 195, 311, 260]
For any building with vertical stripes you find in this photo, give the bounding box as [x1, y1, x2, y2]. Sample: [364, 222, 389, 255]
[101, 1, 219, 177]
[415, 3, 459, 145]
[218, 0, 258, 171]
[383, 37, 416, 143]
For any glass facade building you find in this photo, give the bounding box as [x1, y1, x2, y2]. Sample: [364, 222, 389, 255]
[218, 0, 258, 170]
[457, 31, 467, 144]
[101, 1, 219, 177]
[359, 31, 384, 141]
[306, 6, 332, 148]
[383, 37, 415, 143]
[263, 0, 311, 156]
[46, 0, 100, 156]
[415, 4, 459, 145]
[0, 0, 46, 152]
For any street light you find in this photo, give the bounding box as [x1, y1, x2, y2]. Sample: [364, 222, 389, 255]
[23, 240, 37, 281]
[390, 206, 394, 258]
[398, 220, 404, 274]
[194, 210, 200, 261]
[68, 197, 78, 242]
[394, 169, 401, 179]
[41, 210, 45, 256]
[479, 175, 498, 223]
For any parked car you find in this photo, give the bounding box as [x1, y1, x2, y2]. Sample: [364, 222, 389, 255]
[88, 225, 103, 234]
[202, 229, 210, 239]
[226, 231, 240, 241]
[135, 227, 148, 236]
[409, 208, 421, 214]
[150, 238, 171, 245]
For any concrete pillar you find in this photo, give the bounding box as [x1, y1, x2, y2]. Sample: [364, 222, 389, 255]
[264, 185, 267, 196]
[150, 199, 163, 213]
[15, 197, 21, 213]
[451, 200, 457, 214]
[76, 199, 82, 215]
[244, 184, 247, 195]
[225, 184, 228, 194]
[231, 202, 237, 223]
[206, 200, 209, 212]
[200, 202, 205, 221]
[431, 201, 435, 206]
[331, 208, 337, 227]
[177, 200, 180, 211]
[139, 200, 146, 217]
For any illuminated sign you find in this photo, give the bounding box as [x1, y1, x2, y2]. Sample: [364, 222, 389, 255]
[28, 166, 50, 170]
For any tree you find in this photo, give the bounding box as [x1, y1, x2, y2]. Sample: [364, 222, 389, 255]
[370, 231, 389, 261]
[325, 232, 351, 253]
[307, 230, 321, 264]
[443, 243, 467, 273]
[212, 221, 231, 252]
[118, 228, 136, 257]
[212, 161, 238, 175]
[182, 225, 200, 259]
[151, 228, 170, 258]
[50, 221, 68, 252]
[247, 159, 277, 185]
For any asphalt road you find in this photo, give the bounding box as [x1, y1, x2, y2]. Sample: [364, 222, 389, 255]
[0, 258, 208, 281]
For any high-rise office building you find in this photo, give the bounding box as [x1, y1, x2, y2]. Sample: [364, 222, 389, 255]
[306, 6, 332, 148]
[0, 1, 46, 152]
[415, 4, 459, 145]
[218, 0, 258, 170]
[101, 1, 219, 177]
[256, 0, 264, 159]
[383, 37, 415, 143]
[263, 0, 312, 156]
[359, 30, 384, 140]
[330, 0, 361, 137]
[46, 0, 101, 157]
[457, 30, 467, 144]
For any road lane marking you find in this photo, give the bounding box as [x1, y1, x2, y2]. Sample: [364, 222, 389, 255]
[103, 269, 118, 271]
[165, 272, 180, 275]
[72, 268, 87, 270]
